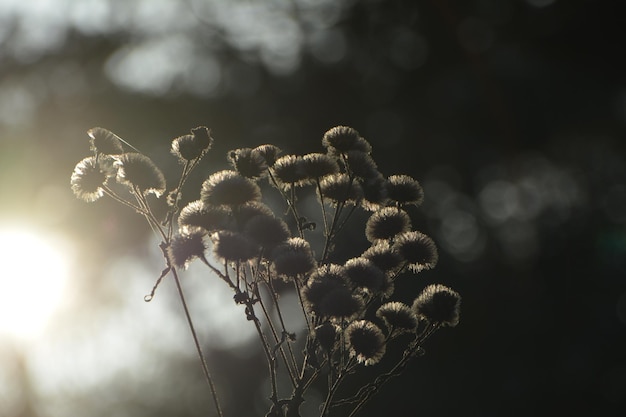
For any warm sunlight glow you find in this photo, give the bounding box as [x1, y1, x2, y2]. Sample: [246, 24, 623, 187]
[0, 227, 69, 340]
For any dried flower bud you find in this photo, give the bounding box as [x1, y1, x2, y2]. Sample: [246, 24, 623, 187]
[211, 230, 259, 262]
[191, 126, 213, 151]
[171, 135, 200, 162]
[343, 257, 385, 293]
[87, 127, 125, 156]
[319, 173, 363, 205]
[70, 156, 108, 202]
[376, 302, 418, 334]
[271, 237, 317, 279]
[393, 231, 438, 273]
[272, 155, 309, 188]
[228, 148, 267, 179]
[386, 175, 424, 207]
[322, 126, 372, 154]
[178, 200, 233, 232]
[201, 170, 261, 207]
[168, 229, 208, 269]
[412, 284, 461, 327]
[253, 144, 281, 167]
[115, 153, 166, 197]
[345, 320, 386, 365]
[365, 207, 412, 242]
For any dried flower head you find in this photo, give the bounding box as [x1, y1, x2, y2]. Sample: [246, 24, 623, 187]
[228, 148, 267, 179]
[319, 173, 363, 205]
[376, 302, 418, 334]
[168, 229, 208, 269]
[191, 126, 213, 151]
[361, 241, 403, 273]
[365, 207, 412, 242]
[393, 231, 438, 273]
[301, 153, 340, 180]
[271, 237, 317, 279]
[243, 214, 290, 250]
[314, 322, 339, 352]
[171, 127, 212, 163]
[345, 151, 379, 180]
[115, 153, 166, 197]
[318, 287, 364, 321]
[211, 230, 259, 262]
[322, 126, 372, 154]
[178, 200, 233, 232]
[386, 175, 424, 207]
[343, 257, 385, 293]
[201, 170, 261, 207]
[361, 175, 389, 211]
[345, 320, 386, 365]
[272, 155, 309, 188]
[87, 127, 125, 156]
[302, 264, 348, 315]
[253, 144, 282, 167]
[412, 284, 461, 327]
[71, 156, 108, 202]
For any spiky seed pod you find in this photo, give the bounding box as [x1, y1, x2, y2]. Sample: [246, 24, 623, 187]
[114, 153, 166, 197]
[361, 241, 403, 273]
[168, 229, 208, 269]
[178, 200, 233, 233]
[319, 173, 363, 205]
[412, 284, 461, 327]
[314, 322, 339, 352]
[243, 214, 290, 250]
[272, 155, 309, 188]
[302, 264, 348, 315]
[345, 151, 379, 180]
[271, 237, 317, 279]
[201, 170, 261, 207]
[301, 153, 340, 180]
[318, 287, 364, 321]
[190, 126, 213, 151]
[228, 148, 267, 179]
[393, 231, 438, 273]
[361, 175, 389, 211]
[376, 302, 418, 335]
[343, 257, 385, 293]
[87, 127, 125, 156]
[386, 175, 424, 207]
[345, 320, 386, 365]
[71, 156, 108, 202]
[365, 207, 412, 242]
[253, 144, 281, 167]
[211, 230, 259, 262]
[322, 126, 372, 154]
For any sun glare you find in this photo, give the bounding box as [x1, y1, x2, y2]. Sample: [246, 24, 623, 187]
[0, 227, 70, 340]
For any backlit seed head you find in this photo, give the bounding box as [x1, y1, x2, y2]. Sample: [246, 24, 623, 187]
[302, 264, 348, 314]
[361, 241, 403, 273]
[201, 170, 261, 207]
[376, 302, 418, 334]
[318, 287, 364, 321]
[243, 214, 290, 250]
[319, 173, 363, 206]
[365, 207, 412, 242]
[360, 175, 389, 211]
[253, 144, 282, 167]
[412, 284, 461, 327]
[114, 153, 166, 197]
[386, 175, 424, 207]
[393, 231, 438, 273]
[314, 322, 339, 352]
[190, 126, 213, 151]
[343, 257, 385, 293]
[171, 126, 213, 162]
[87, 127, 125, 156]
[322, 126, 372, 154]
[345, 151, 379, 180]
[211, 230, 259, 262]
[71, 156, 108, 202]
[301, 153, 340, 180]
[345, 320, 386, 365]
[168, 229, 208, 269]
[178, 200, 233, 233]
[271, 237, 317, 279]
[272, 155, 309, 188]
[228, 148, 267, 179]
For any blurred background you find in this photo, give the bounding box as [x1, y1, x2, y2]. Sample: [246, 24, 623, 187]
[0, 0, 625, 416]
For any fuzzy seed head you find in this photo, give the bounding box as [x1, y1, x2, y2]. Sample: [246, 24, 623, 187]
[319, 174, 363, 205]
[87, 127, 125, 156]
[386, 175, 424, 207]
[345, 320, 386, 365]
[201, 170, 261, 207]
[71, 156, 108, 202]
[211, 230, 259, 262]
[301, 153, 340, 180]
[168, 229, 208, 269]
[361, 241, 403, 273]
[365, 207, 412, 242]
[322, 126, 372, 154]
[376, 302, 418, 334]
[271, 237, 317, 279]
[178, 200, 233, 232]
[343, 257, 385, 293]
[272, 155, 309, 187]
[393, 231, 438, 273]
[243, 214, 290, 250]
[228, 148, 267, 179]
[253, 144, 281, 167]
[412, 284, 461, 327]
[115, 153, 166, 197]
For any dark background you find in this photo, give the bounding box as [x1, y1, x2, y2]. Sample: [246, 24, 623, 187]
[1, 0, 625, 416]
